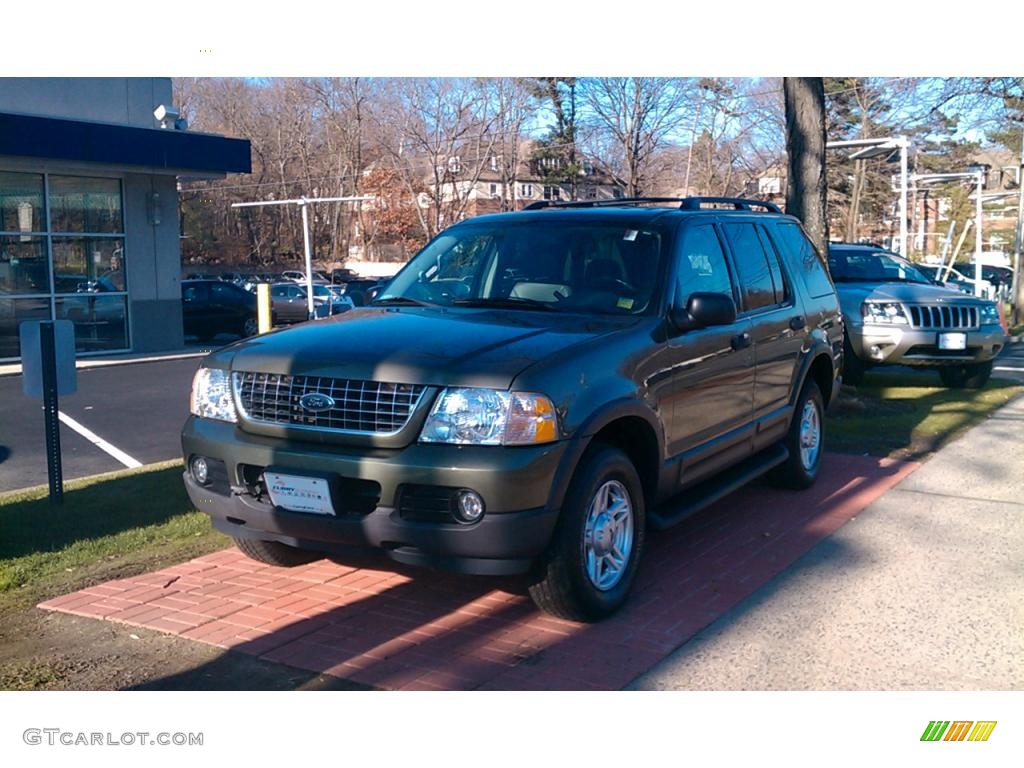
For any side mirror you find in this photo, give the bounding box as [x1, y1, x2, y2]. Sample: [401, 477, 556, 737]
[669, 292, 737, 332]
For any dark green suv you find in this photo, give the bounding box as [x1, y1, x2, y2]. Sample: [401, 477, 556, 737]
[182, 197, 843, 621]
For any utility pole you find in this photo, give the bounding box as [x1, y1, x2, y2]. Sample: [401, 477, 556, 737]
[1013, 123, 1024, 324]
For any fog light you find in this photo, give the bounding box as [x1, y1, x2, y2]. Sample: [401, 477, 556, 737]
[869, 345, 884, 360]
[454, 489, 485, 523]
[190, 456, 210, 485]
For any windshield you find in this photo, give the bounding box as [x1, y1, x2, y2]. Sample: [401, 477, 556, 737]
[827, 249, 931, 285]
[311, 285, 332, 298]
[377, 221, 666, 314]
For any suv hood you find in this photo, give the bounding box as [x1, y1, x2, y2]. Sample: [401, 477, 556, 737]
[836, 280, 986, 314]
[219, 307, 632, 388]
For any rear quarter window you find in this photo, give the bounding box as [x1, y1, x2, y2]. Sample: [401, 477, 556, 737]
[769, 222, 835, 299]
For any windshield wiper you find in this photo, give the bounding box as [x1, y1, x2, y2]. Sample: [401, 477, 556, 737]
[451, 297, 562, 312]
[370, 296, 438, 308]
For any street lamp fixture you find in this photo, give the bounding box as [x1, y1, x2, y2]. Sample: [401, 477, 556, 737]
[827, 136, 910, 257]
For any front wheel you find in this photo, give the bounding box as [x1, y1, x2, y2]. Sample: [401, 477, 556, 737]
[769, 379, 825, 490]
[233, 537, 321, 567]
[241, 316, 259, 337]
[528, 444, 645, 622]
[938, 360, 992, 389]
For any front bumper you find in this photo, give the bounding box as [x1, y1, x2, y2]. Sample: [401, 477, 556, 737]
[181, 416, 566, 575]
[849, 322, 1006, 367]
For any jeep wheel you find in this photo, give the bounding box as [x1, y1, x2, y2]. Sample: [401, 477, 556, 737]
[769, 379, 824, 490]
[528, 444, 645, 622]
[938, 361, 992, 389]
[233, 537, 321, 567]
[842, 333, 867, 387]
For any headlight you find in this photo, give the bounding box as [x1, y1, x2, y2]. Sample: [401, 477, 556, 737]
[861, 302, 908, 325]
[420, 388, 558, 445]
[189, 368, 237, 423]
[979, 302, 1000, 324]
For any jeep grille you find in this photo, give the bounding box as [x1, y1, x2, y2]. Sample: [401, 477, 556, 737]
[233, 372, 427, 435]
[907, 304, 978, 330]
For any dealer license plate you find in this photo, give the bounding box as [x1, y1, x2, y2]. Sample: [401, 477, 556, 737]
[938, 332, 967, 351]
[264, 472, 335, 516]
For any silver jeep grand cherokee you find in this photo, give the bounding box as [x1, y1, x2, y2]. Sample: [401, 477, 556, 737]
[829, 244, 1006, 388]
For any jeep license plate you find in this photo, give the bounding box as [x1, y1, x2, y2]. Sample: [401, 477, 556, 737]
[264, 472, 335, 516]
[938, 332, 967, 351]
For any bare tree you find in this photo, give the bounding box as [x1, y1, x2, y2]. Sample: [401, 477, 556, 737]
[582, 78, 693, 196]
[374, 78, 499, 240]
[784, 77, 829, 254]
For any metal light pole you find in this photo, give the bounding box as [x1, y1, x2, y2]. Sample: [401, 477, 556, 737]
[826, 136, 910, 256]
[974, 169, 984, 297]
[1013, 126, 1024, 324]
[232, 196, 373, 319]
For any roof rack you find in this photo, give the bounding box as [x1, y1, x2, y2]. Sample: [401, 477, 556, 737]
[523, 196, 782, 214]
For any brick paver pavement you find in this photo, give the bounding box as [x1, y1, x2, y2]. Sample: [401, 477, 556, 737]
[39, 453, 917, 690]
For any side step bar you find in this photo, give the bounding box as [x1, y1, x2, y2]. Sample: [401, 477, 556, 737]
[648, 443, 789, 531]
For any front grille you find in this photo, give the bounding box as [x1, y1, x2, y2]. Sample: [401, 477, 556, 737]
[233, 372, 426, 434]
[398, 484, 459, 524]
[907, 304, 978, 330]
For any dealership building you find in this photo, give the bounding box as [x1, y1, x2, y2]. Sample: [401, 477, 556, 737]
[0, 78, 250, 361]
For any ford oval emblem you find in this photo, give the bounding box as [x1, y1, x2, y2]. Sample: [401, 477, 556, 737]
[299, 392, 336, 413]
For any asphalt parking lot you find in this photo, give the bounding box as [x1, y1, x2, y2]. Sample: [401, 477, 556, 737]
[0, 357, 202, 493]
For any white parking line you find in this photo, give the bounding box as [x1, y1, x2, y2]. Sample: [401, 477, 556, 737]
[57, 411, 143, 469]
[994, 366, 1022, 372]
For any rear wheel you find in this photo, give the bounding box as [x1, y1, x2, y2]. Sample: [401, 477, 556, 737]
[529, 444, 645, 622]
[233, 537, 321, 567]
[769, 379, 825, 490]
[938, 361, 992, 389]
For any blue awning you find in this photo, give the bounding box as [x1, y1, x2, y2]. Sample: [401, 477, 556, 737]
[0, 111, 251, 174]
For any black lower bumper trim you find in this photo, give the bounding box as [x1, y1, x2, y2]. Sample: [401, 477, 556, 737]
[186, 473, 557, 576]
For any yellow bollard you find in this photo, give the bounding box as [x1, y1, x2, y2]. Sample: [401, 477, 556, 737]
[257, 283, 272, 334]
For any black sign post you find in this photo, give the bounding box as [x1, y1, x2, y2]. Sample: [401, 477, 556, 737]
[39, 321, 64, 505]
[20, 319, 76, 507]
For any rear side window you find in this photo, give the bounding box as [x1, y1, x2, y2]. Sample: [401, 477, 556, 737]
[676, 225, 735, 306]
[770, 222, 835, 298]
[721, 222, 776, 311]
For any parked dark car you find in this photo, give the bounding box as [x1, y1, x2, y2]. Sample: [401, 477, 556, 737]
[342, 278, 384, 306]
[183, 197, 843, 621]
[828, 244, 1005, 388]
[182, 279, 265, 341]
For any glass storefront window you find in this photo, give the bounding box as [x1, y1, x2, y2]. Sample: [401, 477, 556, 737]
[0, 296, 51, 358]
[0, 173, 128, 359]
[55, 295, 127, 353]
[0, 171, 45, 234]
[49, 176, 123, 234]
[0, 236, 50, 294]
[52, 237, 126, 292]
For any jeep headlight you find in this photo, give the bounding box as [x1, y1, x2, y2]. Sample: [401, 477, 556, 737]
[189, 367, 238, 423]
[420, 388, 558, 445]
[861, 301, 908, 325]
[979, 302, 1000, 324]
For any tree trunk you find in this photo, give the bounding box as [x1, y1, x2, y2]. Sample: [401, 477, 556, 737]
[783, 77, 829, 255]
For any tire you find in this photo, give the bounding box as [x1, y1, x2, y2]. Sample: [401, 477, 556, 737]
[528, 444, 645, 622]
[938, 360, 993, 389]
[842, 333, 867, 387]
[233, 537, 322, 567]
[769, 379, 825, 490]
[241, 316, 259, 337]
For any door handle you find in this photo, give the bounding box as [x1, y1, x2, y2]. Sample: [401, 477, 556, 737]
[789, 315, 807, 331]
[731, 331, 752, 351]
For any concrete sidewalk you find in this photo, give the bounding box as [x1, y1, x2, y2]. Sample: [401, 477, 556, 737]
[632, 393, 1024, 690]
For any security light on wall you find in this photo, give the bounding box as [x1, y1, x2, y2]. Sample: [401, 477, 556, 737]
[154, 104, 180, 129]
